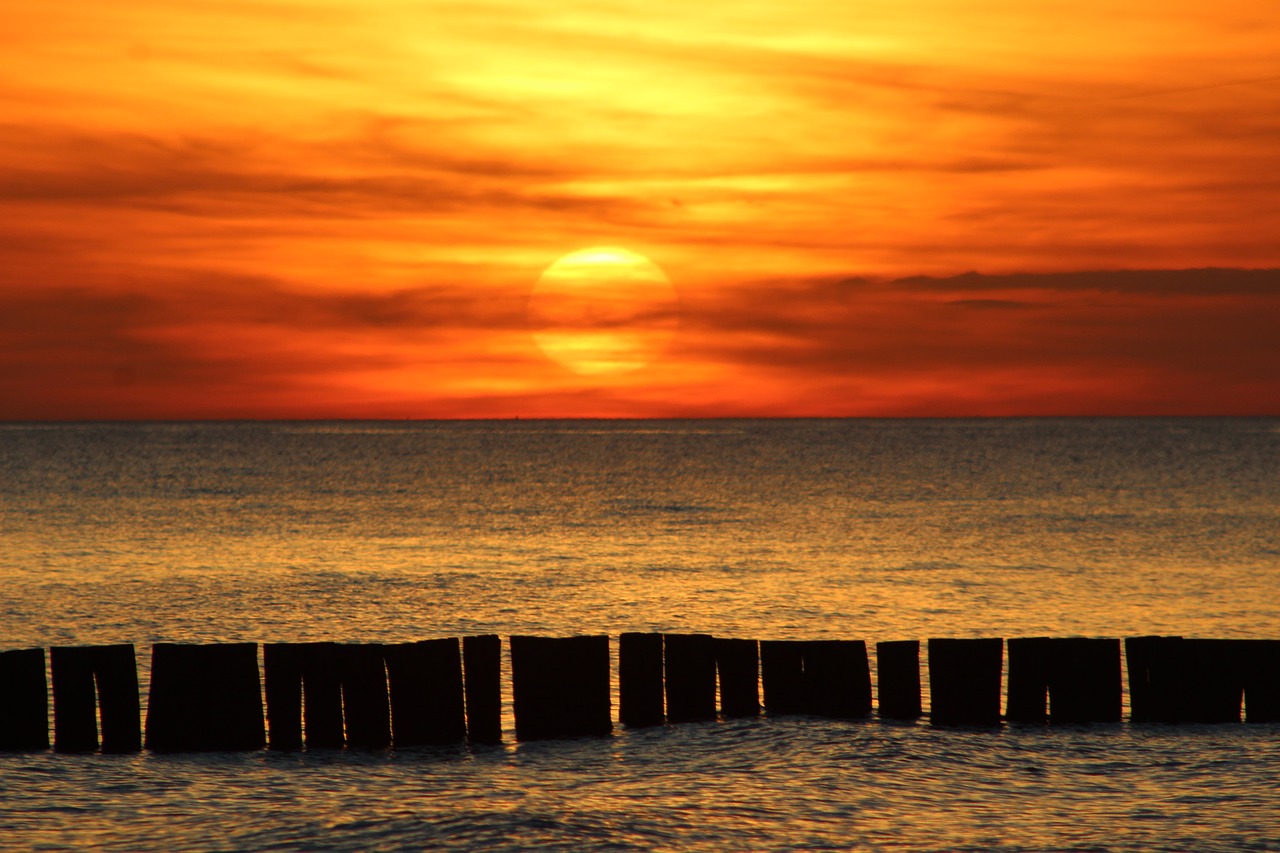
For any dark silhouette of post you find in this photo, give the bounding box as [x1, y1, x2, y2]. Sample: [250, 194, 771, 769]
[876, 640, 921, 720]
[262, 642, 343, 749]
[1244, 639, 1280, 723]
[619, 632, 664, 727]
[301, 643, 345, 748]
[340, 644, 391, 749]
[928, 638, 1003, 726]
[1125, 636, 1184, 723]
[1050, 638, 1121, 724]
[1180, 639, 1245, 724]
[50, 644, 140, 753]
[664, 633, 716, 723]
[1009, 637, 1121, 724]
[715, 637, 760, 718]
[145, 643, 264, 752]
[0, 648, 48, 750]
[1006, 637, 1051, 723]
[760, 641, 807, 715]
[802, 640, 871, 718]
[263, 643, 304, 750]
[510, 635, 611, 740]
[383, 639, 466, 745]
[463, 634, 502, 743]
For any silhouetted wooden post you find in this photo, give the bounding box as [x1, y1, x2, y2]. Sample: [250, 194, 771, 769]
[463, 634, 502, 743]
[876, 640, 921, 720]
[262, 642, 342, 748]
[1244, 639, 1280, 723]
[1178, 639, 1244, 724]
[760, 640, 807, 716]
[383, 639, 466, 745]
[263, 643, 304, 750]
[1048, 638, 1122, 724]
[928, 638, 1003, 726]
[50, 644, 140, 753]
[1006, 637, 1050, 723]
[803, 640, 871, 718]
[714, 638, 760, 718]
[145, 643, 264, 752]
[510, 635, 611, 740]
[1126, 636, 1183, 723]
[340, 644, 391, 749]
[0, 648, 48, 750]
[619, 632, 664, 727]
[301, 642, 344, 748]
[664, 633, 716, 723]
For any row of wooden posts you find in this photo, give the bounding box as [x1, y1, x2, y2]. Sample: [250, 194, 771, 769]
[0, 635, 1277, 753]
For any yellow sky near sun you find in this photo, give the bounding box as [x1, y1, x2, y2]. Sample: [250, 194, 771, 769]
[1, 0, 1278, 417]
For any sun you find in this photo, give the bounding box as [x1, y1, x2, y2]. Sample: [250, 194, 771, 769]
[527, 247, 678, 376]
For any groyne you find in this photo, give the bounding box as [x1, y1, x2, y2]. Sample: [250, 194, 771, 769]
[0, 635, 1276, 752]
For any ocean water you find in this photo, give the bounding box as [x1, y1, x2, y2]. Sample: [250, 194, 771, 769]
[1, 419, 1278, 851]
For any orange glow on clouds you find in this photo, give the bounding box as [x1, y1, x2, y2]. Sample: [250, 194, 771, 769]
[1, 0, 1278, 418]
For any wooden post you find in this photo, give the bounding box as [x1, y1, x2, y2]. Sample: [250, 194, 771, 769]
[262, 642, 343, 748]
[875, 640, 921, 720]
[463, 635, 502, 744]
[301, 643, 344, 748]
[1006, 637, 1051, 723]
[383, 639, 466, 746]
[1049, 638, 1122, 724]
[263, 643, 304, 750]
[714, 638, 760, 718]
[760, 640, 807, 716]
[50, 644, 140, 753]
[1177, 639, 1243, 724]
[0, 648, 48, 751]
[1125, 636, 1183, 723]
[145, 643, 264, 752]
[928, 638, 1003, 727]
[340, 644, 391, 749]
[619, 633, 664, 727]
[1244, 639, 1280, 723]
[510, 635, 611, 740]
[802, 640, 871, 719]
[664, 633, 716, 723]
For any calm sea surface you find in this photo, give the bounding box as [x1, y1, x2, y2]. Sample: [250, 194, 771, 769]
[1, 419, 1278, 851]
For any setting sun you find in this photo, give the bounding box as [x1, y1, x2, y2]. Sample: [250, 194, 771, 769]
[527, 248, 678, 377]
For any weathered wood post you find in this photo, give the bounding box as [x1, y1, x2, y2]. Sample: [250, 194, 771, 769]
[262, 642, 343, 748]
[1244, 639, 1280, 723]
[462, 634, 502, 744]
[263, 643, 304, 750]
[714, 637, 760, 718]
[145, 643, 264, 752]
[1049, 638, 1122, 724]
[1005, 637, 1051, 723]
[619, 632, 664, 727]
[876, 640, 922, 720]
[0, 648, 48, 750]
[803, 640, 871, 718]
[760, 640, 807, 716]
[664, 633, 716, 723]
[340, 644, 391, 749]
[928, 638, 1003, 726]
[1125, 636, 1183, 723]
[50, 644, 140, 753]
[510, 635, 611, 740]
[383, 638, 466, 745]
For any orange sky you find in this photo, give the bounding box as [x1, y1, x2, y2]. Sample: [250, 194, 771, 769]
[2, 0, 1278, 418]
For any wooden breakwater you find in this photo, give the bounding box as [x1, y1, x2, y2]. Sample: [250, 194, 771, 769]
[1, 635, 1278, 752]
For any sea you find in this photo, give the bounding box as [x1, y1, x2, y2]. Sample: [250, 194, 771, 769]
[1, 418, 1278, 852]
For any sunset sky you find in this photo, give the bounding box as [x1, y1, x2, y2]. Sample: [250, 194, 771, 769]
[2, 0, 1278, 418]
